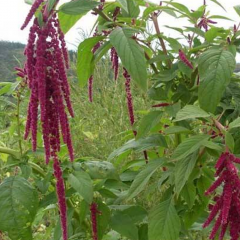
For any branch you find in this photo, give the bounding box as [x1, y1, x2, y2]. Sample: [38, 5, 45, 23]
[93, 8, 112, 22]
[0, 147, 20, 159]
[151, 14, 172, 68]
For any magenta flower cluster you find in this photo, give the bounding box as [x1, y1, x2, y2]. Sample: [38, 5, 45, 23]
[88, 31, 102, 103]
[53, 157, 68, 240]
[123, 68, 135, 130]
[179, 50, 193, 69]
[198, 16, 217, 32]
[23, 10, 74, 164]
[90, 203, 101, 240]
[203, 152, 240, 240]
[110, 47, 119, 81]
[21, 2, 74, 240]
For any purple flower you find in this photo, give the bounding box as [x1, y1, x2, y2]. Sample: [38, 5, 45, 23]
[21, 0, 45, 30]
[179, 50, 193, 69]
[203, 152, 240, 239]
[90, 203, 101, 240]
[88, 75, 93, 103]
[53, 157, 68, 240]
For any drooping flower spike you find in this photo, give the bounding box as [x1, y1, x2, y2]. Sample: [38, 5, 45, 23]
[123, 68, 148, 163]
[110, 47, 119, 80]
[87, 30, 103, 102]
[203, 152, 240, 240]
[20, 2, 74, 239]
[90, 203, 101, 240]
[179, 50, 193, 69]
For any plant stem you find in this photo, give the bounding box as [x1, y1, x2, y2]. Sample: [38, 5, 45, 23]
[145, 52, 159, 74]
[151, 13, 171, 68]
[93, 8, 112, 22]
[0, 147, 20, 158]
[16, 94, 23, 158]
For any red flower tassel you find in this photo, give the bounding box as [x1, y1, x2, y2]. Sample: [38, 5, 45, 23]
[203, 152, 240, 240]
[179, 50, 193, 69]
[90, 203, 101, 240]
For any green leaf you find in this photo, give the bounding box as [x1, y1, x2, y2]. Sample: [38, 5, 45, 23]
[209, 0, 226, 11]
[205, 27, 222, 42]
[81, 161, 119, 180]
[225, 132, 235, 153]
[109, 27, 148, 91]
[234, 5, 240, 17]
[58, 11, 83, 34]
[149, 198, 181, 240]
[96, 201, 111, 240]
[164, 126, 191, 135]
[0, 176, 38, 239]
[172, 135, 209, 161]
[198, 48, 236, 113]
[119, 0, 140, 18]
[94, 41, 112, 63]
[174, 151, 198, 195]
[127, 158, 165, 200]
[229, 117, 240, 129]
[77, 36, 104, 87]
[121, 206, 147, 224]
[165, 2, 191, 16]
[68, 171, 93, 203]
[175, 105, 210, 122]
[59, 0, 100, 15]
[47, 0, 57, 13]
[110, 211, 139, 240]
[108, 135, 167, 160]
[137, 111, 162, 139]
[181, 181, 196, 209]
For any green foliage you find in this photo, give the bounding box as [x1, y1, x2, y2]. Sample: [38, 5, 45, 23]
[2, 0, 240, 239]
[109, 28, 148, 91]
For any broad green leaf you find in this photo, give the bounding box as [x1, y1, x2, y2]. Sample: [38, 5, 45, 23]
[81, 161, 119, 180]
[229, 117, 240, 129]
[0, 176, 38, 239]
[205, 27, 223, 42]
[77, 36, 104, 87]
[137, 111, 162, 139]
[97, 201, 111, 240]
[234, 5, 240, 17]
[175, 105, 210, 121]
[149, 198, 180, 240]
[110, 27, 148, 91]
[110, 211, 139, 240]
[108, 135, 167, 160]
[68, 171, 93, 203]
[127, 159, 165, 200]
[181, 181, 196, 209]
[120, 0, 140, 18]
[164, 126, 191, 135]
[172, 135, 209, 161]
[198, 48, 236, 113]
[174, 151, 198, 195]
[59, 0, 100, 15]
[225, 132, 235, 153]
[184, 202, 206, 228]
[121, 206, 147, 223]
[165, 2, 191, 15]
[58, 11, 83, 34]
